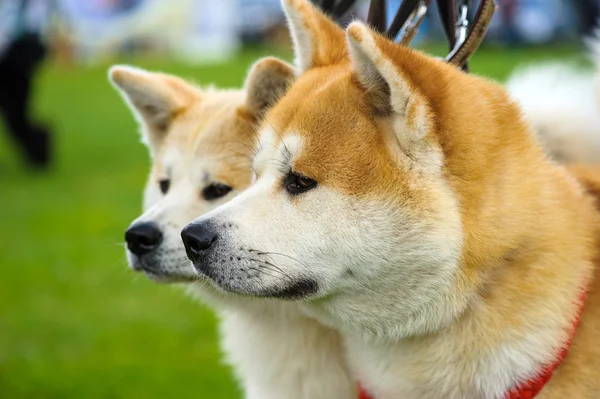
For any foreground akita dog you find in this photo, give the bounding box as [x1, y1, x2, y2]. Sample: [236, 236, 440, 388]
[109, 62, 355, 398]
[182, 0, 600, 397]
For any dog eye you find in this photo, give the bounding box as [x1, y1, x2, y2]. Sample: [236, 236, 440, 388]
[284, 172, 317, 195]
[159, 179, 170, 194]
[203, 183, 232, 201]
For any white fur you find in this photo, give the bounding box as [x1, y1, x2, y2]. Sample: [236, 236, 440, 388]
[218, 303, 355, 399]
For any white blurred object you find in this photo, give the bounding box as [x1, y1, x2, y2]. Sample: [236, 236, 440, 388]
[237, 0, 283, 36]
[175, 0, 239, 64]
[58, 0, 239, 64]
[506, 59, 600, 164]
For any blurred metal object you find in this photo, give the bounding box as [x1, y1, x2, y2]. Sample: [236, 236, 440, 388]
[367, 0, 387, 34]
[438, 0, 458, 48]
[387, 0, 428, 40]
[444, 0, 497, 71]
[396, 0, 429, 44]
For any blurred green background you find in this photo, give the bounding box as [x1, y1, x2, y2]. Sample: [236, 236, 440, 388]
[0, 44, 587, 398]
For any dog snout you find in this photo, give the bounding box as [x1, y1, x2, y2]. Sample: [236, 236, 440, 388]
[181, 221, 219, 263]
[125, 221, 163, 256]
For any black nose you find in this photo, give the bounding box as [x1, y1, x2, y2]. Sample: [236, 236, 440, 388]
[181, 221, 218, 262]
[125, 222, 163, 257]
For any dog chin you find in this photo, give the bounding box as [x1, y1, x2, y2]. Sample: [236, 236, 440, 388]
[142, 270, 198, 284]
[127, 253, 199, 284]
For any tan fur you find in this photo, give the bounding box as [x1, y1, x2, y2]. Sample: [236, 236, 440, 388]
[181, 0, 600, 396]
[569, 165, 600, 208]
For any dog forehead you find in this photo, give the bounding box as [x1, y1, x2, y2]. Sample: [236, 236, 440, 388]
[265, 64, 353, 127]
[263, 68, 372, 148]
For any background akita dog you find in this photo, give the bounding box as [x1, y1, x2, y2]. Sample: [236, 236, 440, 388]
[182, 0, 600, 397]
[109, 62, 355, 398]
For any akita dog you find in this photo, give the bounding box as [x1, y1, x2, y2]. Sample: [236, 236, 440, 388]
[109, 62, 355, 398]
[181, 0, 600, 397]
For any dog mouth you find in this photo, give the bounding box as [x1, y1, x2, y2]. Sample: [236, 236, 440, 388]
[189, 254, 320, 300]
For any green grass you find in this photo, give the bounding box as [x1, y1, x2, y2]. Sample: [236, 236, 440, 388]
[0, 43, 587, 398]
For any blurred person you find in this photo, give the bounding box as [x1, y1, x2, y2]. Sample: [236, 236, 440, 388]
[573, 0, 600, 36]
[0, 0, 57, 168]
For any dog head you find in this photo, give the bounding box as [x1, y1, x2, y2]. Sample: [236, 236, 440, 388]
[182, 0, 548, 339]
[109, 59, 295, 283]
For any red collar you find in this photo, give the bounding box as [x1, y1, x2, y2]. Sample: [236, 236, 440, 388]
[358, 288, 587, 399]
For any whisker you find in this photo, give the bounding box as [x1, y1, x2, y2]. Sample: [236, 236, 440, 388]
[255, 251, 310, 269]
[246, 266, 285, 280]
[244, 121, 261, 148]
[265, 117, 292, 161]
[220, 139, 258, 157]
[262, 160, 289, 172]
[250, 258, 293, 281]
[348, 273, 386, 296]
[226, 149, 255, 163]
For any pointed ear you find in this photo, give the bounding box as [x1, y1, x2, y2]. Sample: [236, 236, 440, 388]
[244, 57, 296, 119]
[346, 22, 432, 138]
[108, 65, 197, 151]
[281, 0, 347, 72]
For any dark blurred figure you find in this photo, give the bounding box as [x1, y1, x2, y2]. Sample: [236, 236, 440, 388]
[573, 0, 600, 36]
[0, 0, 56, 168]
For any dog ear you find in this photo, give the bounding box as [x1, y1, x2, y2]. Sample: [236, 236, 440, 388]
[244, 57, 296, 119]
[346, 22, 433, 141]
[108, 65, 197, 152]
[281, 0, 347, 72]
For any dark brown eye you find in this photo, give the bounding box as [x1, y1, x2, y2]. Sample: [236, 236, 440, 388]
[159, 179, 170, 194]
[202, 183, 232, 201]
[284, 172, 317, 195]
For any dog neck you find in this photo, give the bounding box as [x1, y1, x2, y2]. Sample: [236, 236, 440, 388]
[357, 285, 587, 399]
[343, 175, 596, 399]
[346, 264, 589, 399]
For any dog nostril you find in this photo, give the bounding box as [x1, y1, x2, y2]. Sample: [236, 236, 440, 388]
[125, 222, 163, 257]
[181, 222, 219, 262]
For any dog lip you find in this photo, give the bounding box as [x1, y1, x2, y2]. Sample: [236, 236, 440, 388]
[258, 278, 320, 300]
[199, 273, 320, 300]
